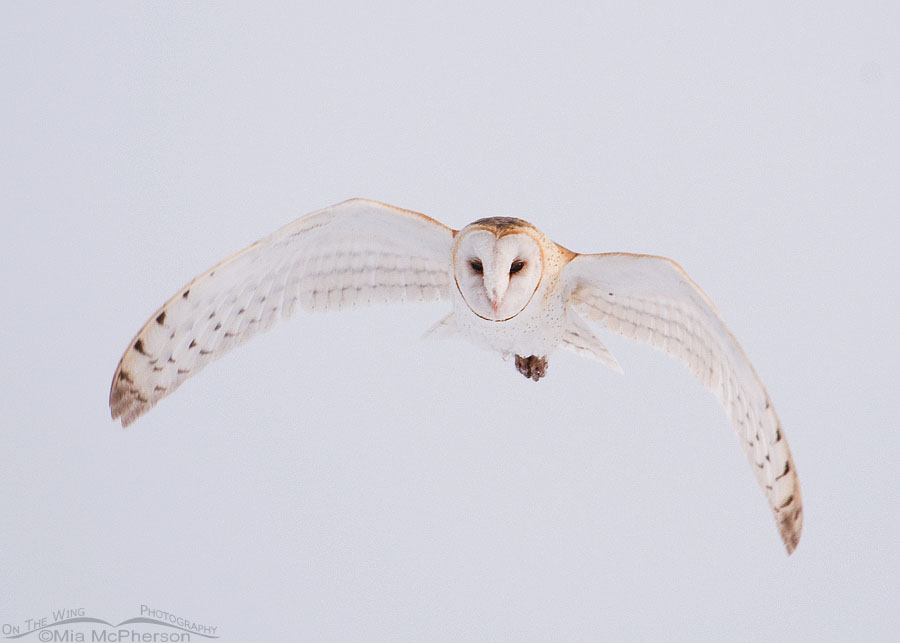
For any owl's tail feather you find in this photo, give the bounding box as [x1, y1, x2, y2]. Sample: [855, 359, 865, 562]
[561, 310, 624, 373]
[422, 313, 458, 340]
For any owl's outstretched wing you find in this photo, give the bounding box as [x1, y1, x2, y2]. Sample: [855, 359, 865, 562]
[110, 199, 454, 427]
[562, 252, 802, 554]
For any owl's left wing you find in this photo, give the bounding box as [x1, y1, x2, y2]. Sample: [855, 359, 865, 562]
[562, 252, 802, 554]
[110, 199, 454, 427]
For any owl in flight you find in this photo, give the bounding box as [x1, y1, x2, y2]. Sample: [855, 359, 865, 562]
[110, 199, 802, 553]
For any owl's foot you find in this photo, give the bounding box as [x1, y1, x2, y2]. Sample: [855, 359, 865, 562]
[515, 355, 548, 381]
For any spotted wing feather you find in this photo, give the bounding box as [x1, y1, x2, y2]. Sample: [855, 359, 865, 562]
[563, 252, 802, 554]
[110, 199, 454, 427]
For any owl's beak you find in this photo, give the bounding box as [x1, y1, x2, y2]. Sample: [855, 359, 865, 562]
[484, 270, 507, 315]
[488, 288, 503, 313]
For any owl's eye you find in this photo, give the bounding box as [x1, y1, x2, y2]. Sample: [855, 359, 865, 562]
[469, 259, 483, 274]
[509, 260, 525, 275]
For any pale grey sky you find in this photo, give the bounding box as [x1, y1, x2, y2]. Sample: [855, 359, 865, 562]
[2, 2, 899, 641]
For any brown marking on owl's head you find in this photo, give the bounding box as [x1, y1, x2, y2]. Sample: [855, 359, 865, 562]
[470, 217, 536, 237]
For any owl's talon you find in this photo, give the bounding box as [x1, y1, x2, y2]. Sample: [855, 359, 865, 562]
[515, 354, 548, 381]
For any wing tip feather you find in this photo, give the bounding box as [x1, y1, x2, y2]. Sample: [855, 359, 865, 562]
[776, 486, 803, 555]
[109, 369, 152, 428]
[779, 510, 803, 555]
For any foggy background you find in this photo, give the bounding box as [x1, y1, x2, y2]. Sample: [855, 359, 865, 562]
[2, 3, 898, 640]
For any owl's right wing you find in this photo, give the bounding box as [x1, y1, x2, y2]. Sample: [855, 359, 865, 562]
[562, 252, 802, 554]
[110, 199, 455, 427]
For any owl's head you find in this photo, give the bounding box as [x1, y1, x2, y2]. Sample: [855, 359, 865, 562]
[452, 218, 544, 321]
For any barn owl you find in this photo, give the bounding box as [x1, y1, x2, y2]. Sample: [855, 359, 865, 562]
[110, 198, 802, 553]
